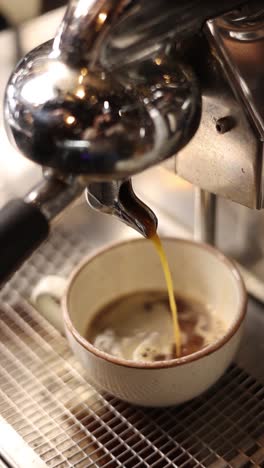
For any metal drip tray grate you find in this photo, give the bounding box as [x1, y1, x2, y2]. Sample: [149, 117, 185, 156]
[0, 202, 263, 468]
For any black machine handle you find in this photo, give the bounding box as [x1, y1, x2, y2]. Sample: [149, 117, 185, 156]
[0, 199, 49, 284]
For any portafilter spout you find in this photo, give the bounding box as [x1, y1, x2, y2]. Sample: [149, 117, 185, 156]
[87, 180, 158, 238]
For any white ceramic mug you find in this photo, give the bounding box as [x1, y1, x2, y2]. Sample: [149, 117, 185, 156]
[32, 238, 247, 407]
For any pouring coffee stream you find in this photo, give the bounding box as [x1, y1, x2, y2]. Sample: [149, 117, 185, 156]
[87, 179, 182, 357]
[151, 234, 182, 358]
[116, 181, 182, 356]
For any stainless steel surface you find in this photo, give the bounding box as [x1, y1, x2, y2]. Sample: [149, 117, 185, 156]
[174, 2, 264, 209]
[24, 170, 85, 222]
[0, 199, 263, 468]
[208, 3, 264, 139]
[3, 1, 264, 207]
[194, 189, 216, 245]
[54, 1, 245, 70]
[4, 9, 200, 179]
[0, 418, 46, 468]
[87, 0, 244, 69]
[87, 179, 158, 238]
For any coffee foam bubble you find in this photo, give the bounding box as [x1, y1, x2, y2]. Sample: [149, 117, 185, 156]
[94, 329, 173, 361]
[93, 329, 123, 358]
[194, 310, 227, 346]
[132, 332, 171, 361]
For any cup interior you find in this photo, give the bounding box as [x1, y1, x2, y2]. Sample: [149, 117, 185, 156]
[65, 238, 245, 363]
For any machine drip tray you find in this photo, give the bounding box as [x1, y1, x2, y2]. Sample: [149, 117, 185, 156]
[0, 198, 263, 467]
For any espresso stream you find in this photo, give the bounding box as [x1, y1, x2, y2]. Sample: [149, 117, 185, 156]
[151, 233, 181, 357]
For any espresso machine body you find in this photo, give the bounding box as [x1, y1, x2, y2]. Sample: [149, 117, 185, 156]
[174, 4, 264, 210]
[1, 0, 264, 281]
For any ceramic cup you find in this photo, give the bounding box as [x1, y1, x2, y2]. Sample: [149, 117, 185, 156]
[32, 238, 247, 407]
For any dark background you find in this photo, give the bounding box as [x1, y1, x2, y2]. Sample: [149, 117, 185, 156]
[0, 0, 67, 31]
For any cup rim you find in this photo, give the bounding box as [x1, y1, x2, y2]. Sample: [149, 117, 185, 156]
[62, 237, 247, 369]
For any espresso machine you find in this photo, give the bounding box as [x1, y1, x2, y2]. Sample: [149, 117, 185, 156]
[0, 3, 264, 467]
[1, 0, 264, 286]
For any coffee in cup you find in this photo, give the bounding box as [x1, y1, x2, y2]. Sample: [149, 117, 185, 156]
[85, 290, 227, 362]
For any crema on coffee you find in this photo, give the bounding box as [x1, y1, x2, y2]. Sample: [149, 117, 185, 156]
[86, 291, 227, 362]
